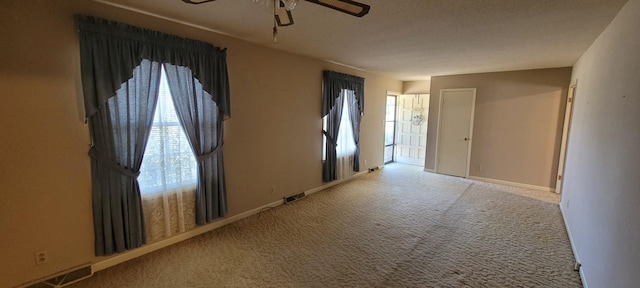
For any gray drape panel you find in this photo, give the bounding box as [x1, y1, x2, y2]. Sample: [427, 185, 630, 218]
[322, 92, 346, 182]
[79, 16, 231, 255]
[88, 60, 161, 256]
[346, 91, 361, 172]
[163, 64, 227, 224]
[321, 71, 365, 182]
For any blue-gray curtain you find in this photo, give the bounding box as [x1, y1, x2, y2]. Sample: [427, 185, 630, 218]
[321, 70, 364, 182]
[346, 91, 361, 171]
[163, 63, 227, 224]
[78, 16, 230, 256]
[322, 91, 346, 182]
[88, 60, 161, 256]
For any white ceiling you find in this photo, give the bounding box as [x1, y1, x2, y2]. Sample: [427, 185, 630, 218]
[97, 0, 628, 80]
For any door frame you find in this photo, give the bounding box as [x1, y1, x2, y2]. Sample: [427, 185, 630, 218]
[383, 91, 401, 164]
[434, 88, 476, 178]
[555, 82, 577, 194]
[384, 93, 398, 164]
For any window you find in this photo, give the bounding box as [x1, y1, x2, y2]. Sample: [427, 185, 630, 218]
[79, 16, 230, 255]
[322, 90, 357, 179]
[138, 68, 197, 196]
[335, 93, 357, 158]
[320, 71, 364, 183]
[384, 95, 397, 164]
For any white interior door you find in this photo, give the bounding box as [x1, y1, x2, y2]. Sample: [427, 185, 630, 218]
[395, 94, 429, 166]
[436, 88, 476, 177]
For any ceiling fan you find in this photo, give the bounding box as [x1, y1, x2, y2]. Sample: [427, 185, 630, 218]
[182, 0, 371, 28]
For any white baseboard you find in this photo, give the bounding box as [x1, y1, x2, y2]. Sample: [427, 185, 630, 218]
[468, 176, 555, 192]
[560, 205, 588, 288]
[92, 170, 371, 274]
[424, 169, 436, 173]
[580, 266, 589, 288]
[305, 169, 370, 196]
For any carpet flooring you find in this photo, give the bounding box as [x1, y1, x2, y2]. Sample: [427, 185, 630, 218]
[71, 164, 581, 287]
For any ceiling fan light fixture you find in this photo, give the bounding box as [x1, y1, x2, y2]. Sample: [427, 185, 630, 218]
[274, 0, 295, 26]
[305, 0, 370, 17]
[284, 0, 299, 11]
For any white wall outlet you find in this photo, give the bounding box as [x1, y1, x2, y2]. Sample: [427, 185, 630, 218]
[35, 250, 48, 265]
[270, 186, 276, 194]
[364, 160, 367, 166]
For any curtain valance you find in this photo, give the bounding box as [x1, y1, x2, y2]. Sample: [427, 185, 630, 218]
[321, 70, 364, 117]
[77, 15, 230, 119]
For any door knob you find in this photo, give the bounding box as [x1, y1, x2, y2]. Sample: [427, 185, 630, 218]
[464, 137, 469, 141]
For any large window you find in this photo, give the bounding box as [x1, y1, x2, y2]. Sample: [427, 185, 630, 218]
[137, 67, 199, 243]
[79, 16, 230, 255]
[323, 95, 357, 157]
[322, 90, 357, 179]
[320, 70, 364, 183]
[138, 68, 197, 196]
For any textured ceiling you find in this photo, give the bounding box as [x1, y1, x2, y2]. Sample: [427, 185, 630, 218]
[97, 0, 628, 80]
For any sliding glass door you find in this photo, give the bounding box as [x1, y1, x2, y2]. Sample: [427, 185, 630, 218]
[384, 95, 397, 164]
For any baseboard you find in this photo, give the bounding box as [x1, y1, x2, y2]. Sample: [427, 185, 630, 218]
[92, 170, 371, 274]
[468, 176, 555, 192]
[580, 266, 589, 288]
[305, 169, 370, 196]
[424, 168, 435, 173]
[560, 204, 588, 288]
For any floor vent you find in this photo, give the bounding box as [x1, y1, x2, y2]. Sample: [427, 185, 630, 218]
[284, 192, 306, 204]
[26, 265, 93, 288]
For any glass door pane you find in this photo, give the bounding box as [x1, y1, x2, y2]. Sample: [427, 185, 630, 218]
[384, 95, 397, 164]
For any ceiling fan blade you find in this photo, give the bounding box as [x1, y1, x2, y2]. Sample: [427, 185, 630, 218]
[305, 0, 370, 17]
[182, 0, 218, 4]
[275, 1, 295, 26]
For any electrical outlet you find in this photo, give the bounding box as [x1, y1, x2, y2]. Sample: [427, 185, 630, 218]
[270, 186, 276, 194]
[364, 160, 367, 166]
[478, 165, 482, 171]
[35, 250, 48, 265]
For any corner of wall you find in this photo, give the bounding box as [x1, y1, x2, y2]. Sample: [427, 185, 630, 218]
[402, 79, 431, 94]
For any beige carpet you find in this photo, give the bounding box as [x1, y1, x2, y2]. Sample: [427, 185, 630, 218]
[71, 164, 581, 287]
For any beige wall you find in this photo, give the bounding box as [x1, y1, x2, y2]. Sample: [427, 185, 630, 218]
[562, 0, 640, 287]
[402, 80, 430, 94]
[0, 1, 402, 286]
[426, 68, 572, 188]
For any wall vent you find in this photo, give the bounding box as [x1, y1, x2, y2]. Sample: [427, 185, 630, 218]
[284, 192, 306, 204]
[25, 265, 92, 288]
